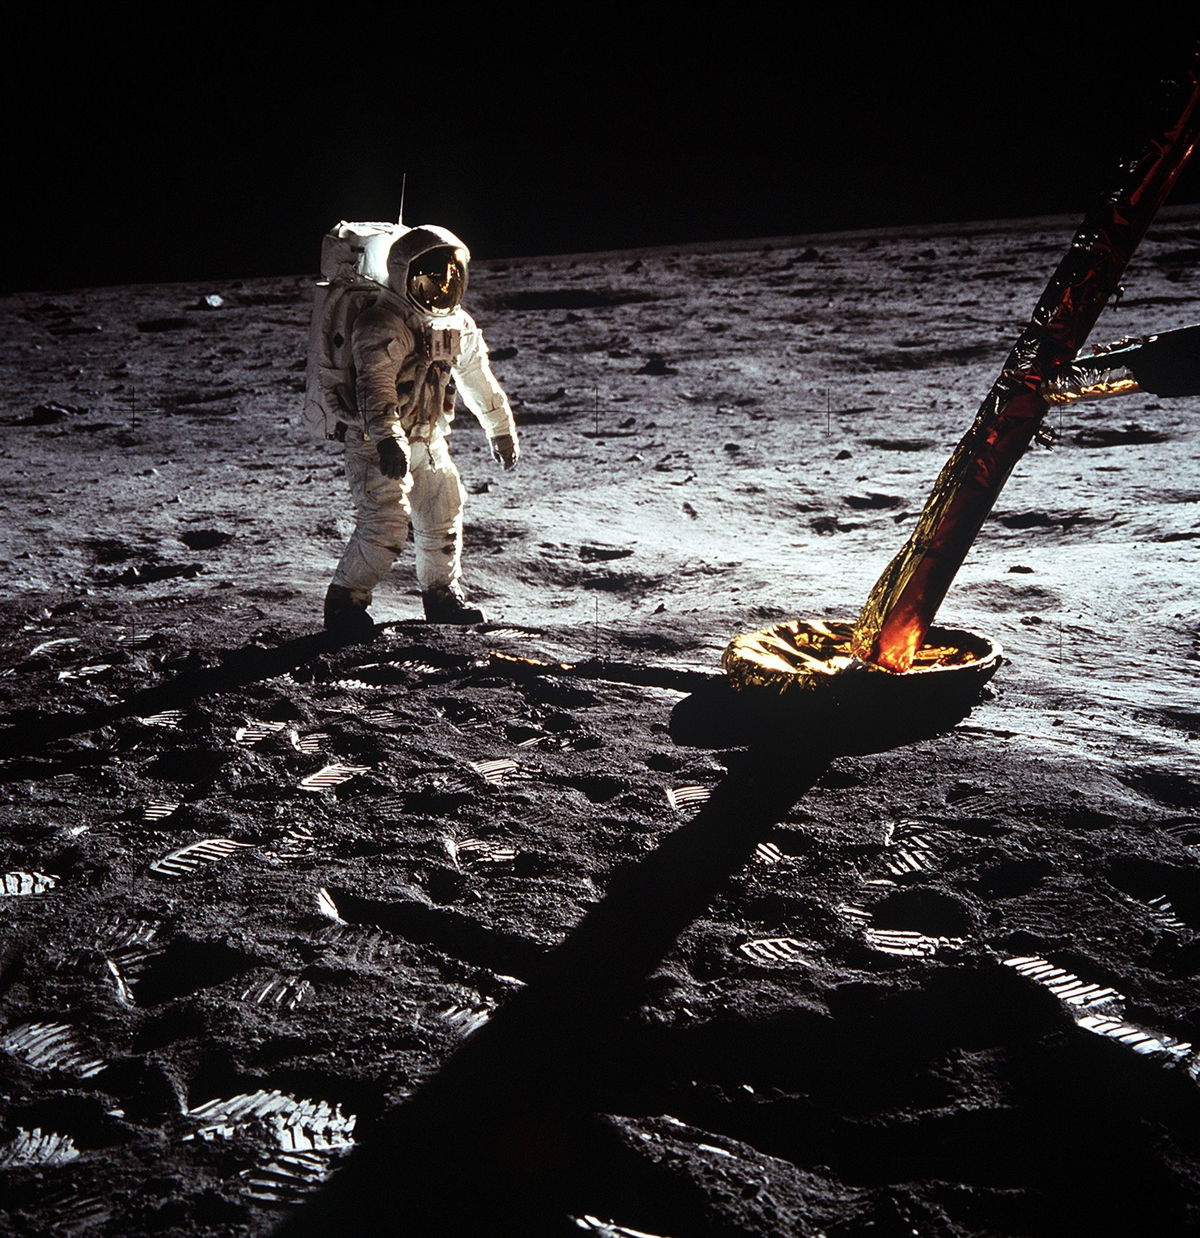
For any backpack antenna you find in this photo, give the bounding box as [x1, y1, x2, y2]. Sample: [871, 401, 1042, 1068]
[398, 173, 407, 227]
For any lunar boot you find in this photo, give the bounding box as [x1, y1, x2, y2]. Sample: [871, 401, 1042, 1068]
[421, 584, 485, 625]
[324, 584, 377, 643]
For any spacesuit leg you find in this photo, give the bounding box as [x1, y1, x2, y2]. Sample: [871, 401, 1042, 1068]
[330, 435, 412, 604]
[407, 439, 465, 594]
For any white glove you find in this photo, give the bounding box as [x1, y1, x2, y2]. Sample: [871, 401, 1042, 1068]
[490, 433, 519, 470]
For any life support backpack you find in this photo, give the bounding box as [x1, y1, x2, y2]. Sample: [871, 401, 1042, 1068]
[302, 221, 407, 439]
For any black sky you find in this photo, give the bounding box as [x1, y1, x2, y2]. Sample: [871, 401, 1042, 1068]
[5, 12, 1198, 294]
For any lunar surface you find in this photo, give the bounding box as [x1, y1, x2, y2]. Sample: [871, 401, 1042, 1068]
[0, 204, 1198, 1236]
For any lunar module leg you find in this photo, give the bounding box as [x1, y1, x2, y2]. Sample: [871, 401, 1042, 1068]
[850, 59, 1200, 673]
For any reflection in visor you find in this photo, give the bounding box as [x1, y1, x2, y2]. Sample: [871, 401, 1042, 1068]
[407, 246, 467, 315]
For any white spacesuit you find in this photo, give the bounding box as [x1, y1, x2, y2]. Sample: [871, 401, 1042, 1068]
[324, 224, 518, 639]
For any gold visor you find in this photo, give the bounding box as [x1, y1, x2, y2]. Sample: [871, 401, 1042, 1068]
[407, 247, 468, 315]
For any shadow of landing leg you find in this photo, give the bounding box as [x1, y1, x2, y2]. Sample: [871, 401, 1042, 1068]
[275, 739, 834, 1237]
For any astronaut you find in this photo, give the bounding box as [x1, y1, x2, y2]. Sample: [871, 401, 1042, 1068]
[324, 224, 519, 640]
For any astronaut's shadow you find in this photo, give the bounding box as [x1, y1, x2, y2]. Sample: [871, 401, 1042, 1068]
[0, 630, 339, 763]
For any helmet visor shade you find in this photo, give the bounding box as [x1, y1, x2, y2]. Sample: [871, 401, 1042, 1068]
[407, 246, 468, 315]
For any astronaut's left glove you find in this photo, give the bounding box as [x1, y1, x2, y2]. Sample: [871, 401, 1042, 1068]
[490, 433, 519, 470]
[376, 436, 409, 480]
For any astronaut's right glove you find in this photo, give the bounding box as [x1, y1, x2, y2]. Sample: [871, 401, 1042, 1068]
[490, 433, 519, 470]
[376, 436, 409, 480]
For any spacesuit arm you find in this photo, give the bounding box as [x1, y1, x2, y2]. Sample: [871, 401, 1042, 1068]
[454, 324, 518, 443]
[350, 309, 413, 447]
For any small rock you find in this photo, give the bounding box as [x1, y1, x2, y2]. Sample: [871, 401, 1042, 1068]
[844, 492, 901, 509]
[27, 403, 82, 424]
[179, 530, 232, 551]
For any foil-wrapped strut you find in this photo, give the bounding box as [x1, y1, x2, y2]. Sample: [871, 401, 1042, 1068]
[1042, 365, 1140, 405]
[850, 60, 1200, 674]
[1044, 323, 1200, 403]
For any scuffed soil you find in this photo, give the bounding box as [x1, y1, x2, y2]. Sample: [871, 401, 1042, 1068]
[0, 208, 1198, 1236]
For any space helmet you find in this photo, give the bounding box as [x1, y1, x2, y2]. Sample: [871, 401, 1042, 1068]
[386, 224, 470, 317]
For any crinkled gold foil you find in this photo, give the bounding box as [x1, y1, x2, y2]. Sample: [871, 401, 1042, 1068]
[724, 619, 978, 696]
